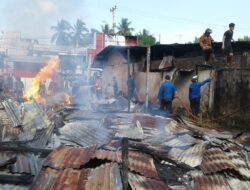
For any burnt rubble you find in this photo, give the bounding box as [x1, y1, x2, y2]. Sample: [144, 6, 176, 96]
[0, 98, 250, 190]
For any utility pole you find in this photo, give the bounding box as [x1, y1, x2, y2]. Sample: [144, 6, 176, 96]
[110, 5, 117, 34]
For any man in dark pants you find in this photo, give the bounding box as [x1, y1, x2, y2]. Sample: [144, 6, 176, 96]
[158, 75, 177, 115]
[189, 75, 211, 116]
[199, 28, 214, 65]
[222, 23, 235, 64]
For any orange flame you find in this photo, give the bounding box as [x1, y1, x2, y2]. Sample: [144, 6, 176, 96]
[64, 94, 71, 105]
[23, 58, 60, 103]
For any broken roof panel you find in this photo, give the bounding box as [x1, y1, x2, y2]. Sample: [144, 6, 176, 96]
[193, 174, 231, 190]
[29, 167, 90, 190]
[85, 163, 122, 190]
[168, 141, 208, 167]
[162, 134, 200, 148]
[235, 133, 250, 151]
[93, 149, 159, 179]
[200, 148, 235, 174]
[128, 173, 172, 190]
[227, 177, 250, 190]
[43, 146, 96, 169]
[59, 122, 114, 148]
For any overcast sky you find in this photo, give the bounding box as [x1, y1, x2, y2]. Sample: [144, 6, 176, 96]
[0, 0, 250, 44]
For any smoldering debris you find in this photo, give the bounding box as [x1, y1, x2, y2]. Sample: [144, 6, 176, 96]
[0, 98, 250, 190]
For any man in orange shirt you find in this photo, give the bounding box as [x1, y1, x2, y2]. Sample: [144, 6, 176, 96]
[199, 28, 214, 64]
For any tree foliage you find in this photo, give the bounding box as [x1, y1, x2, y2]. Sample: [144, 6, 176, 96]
[238, 36, 250, 41]
[193, 37, 199, 43]
[51, 19, 72, 46]
[138, 29, 156, 46]
[117, 18, 134, 36]
[71, 19, 89, 47]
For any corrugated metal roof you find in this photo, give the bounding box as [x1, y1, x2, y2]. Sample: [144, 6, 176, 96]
[0, 184, 28, 190]
[30, 163, 122, 190]
[226, 151, 250, 179]
[200, 148, 235, 174]
[29, 167, 90, 190]
[227, 177, 250, 190]
[85, 163, 122, 190]
[193, 174, 231, 190]
[162, 134, 200, 148]
[0, 109, 22, 142]
[128, 173, 172, 190]
[93, 149, 159, 179]
[59, 122, 114, 148]
[168, 141, 208, 167]
[43, 146, 96, 169]
[115, 120, 144, 140]
[0, 151, 40, 175]
[10, 153, 40, 175]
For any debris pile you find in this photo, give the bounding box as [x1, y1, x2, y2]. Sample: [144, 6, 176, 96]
[0, 98, 250, 190]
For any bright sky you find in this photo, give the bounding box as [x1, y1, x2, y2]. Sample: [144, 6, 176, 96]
[0, 0, 250, 44]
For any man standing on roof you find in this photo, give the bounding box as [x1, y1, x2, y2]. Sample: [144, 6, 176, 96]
[189, 75, 211, 116]
[222, 23, 235, 64]
[158, 75, 177, 115]
[199, 28, 214, 65]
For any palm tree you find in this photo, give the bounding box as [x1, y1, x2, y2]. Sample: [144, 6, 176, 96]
[71, 19, 89, 47]
[51, 19, 72, 46]
[101, 23, 113, 35]
[117, 18, 134, 36]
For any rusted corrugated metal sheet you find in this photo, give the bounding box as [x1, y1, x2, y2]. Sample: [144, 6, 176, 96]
[235, 133, 250, 151]
[30, 167, 90, 190]
[193, 174, 231, 190]
[93, 149, 159, 179]
[200, 148, 235, 174]
[168, 141, 208, 167]
[2, 100, 22, 128]
[128, 173, 172, 190]
[226, 151, 250, 179]
[85, 163, 122, 190]
[30, 163, 122, 190]
[43, 146, 96, 169]
[133, 115, 172, 129]
[59, 122, 114, 148]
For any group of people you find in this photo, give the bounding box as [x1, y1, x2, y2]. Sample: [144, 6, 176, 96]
[199, 23, 235, 64]
[0, 74, 24, 101]
[158, 74, 211, 116]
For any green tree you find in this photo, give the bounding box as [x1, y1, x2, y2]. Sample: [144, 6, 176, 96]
[51, 19, 72, 46]
[82, 28, 101, 47]
[238, 36, 250, 41]
[71, 19, 89, 47]
[117, 18, 134, 36]
[138, 29, 156, 46]
[101, 23, 113, 35]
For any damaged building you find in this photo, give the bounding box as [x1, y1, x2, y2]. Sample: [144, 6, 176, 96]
[93, 42, 250, 128]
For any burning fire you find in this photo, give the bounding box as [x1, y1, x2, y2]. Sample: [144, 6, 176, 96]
[23, 58, 60, 103]
[64, 94, 71, 105]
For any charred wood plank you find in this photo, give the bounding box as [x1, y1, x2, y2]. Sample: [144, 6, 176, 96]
[0, 174, 33, 185]
[122, 138, 129, 190]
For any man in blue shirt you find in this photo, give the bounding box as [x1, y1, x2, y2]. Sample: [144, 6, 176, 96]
[113, 77, 118, 98]
[127, 75, 135, 100]
[158, 75, 177, 115]
[189, 75, 211, 116]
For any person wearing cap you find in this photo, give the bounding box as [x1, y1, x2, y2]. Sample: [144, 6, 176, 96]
[157, 75, 177, 115]
[199, 28, 214, 64]
[222, 23, 235, 63]
[189, 75, 211, 116]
